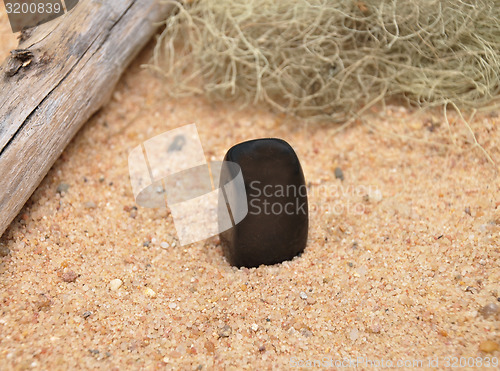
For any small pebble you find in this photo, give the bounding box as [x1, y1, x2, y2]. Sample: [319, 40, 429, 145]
[334, 167, 344, 181]
[109, 279, 123, 291]
[99, 176, 105, 182]
[218, 324, 232, 338]
[370, 188, 383, 202]
[251, 323, 259, 332]
[479, 340, 499, 353]
[0, 244, 10, 257]
[56, 182, 70, 194]
[168, 303, 177, 309]
[465, 286, 478, 294]
[204, 340, 215, 354]
[399, 296, 414, 307]
[143, 241, 150, 247]
[480, 303, 499, 318]
[299, 292, 308, 300]
[129, 206, 138, 218]
[301, 328, 313, 337]
[349, 328, 359, 341]
[306, 297, 317, 305]
[82, 311, 92, 319]
[34, 294, 51, 311]
[160, 242, 169, 249]
[144, 287, 156, 298]
[370, 323, 381, 334]
[84, 201, 96, 209]
[170, 350, 182, 359]
[356, 266, 368, 277]
[62, 270, 78, 283]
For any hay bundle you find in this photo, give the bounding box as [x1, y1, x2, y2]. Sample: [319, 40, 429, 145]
[151, 0, 500, 122]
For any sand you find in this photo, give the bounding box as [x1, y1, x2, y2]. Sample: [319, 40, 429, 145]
[0, 8, 499, 371]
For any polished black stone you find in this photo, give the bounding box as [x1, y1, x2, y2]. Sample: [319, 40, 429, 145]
[219, 138, 308, 268]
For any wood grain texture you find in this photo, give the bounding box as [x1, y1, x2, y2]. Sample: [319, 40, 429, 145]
[0, 0, 174, 237]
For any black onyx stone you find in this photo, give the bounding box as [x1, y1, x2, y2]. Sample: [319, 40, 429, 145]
[219, 138, 308, 268]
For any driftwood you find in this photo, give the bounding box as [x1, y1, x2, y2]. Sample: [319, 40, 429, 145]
[0, 0, 174, 237]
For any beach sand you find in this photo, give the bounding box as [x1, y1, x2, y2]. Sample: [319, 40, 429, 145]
[0, 8, 499, 371]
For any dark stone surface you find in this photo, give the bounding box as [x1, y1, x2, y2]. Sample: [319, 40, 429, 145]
[219, 138, 308, 268]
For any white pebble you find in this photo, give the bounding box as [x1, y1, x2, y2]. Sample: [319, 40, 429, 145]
[251, 323, 259, 332]
[144, 287, 156, 298]
[160, 242, 169, 249]
[169, 303, 177, 309]
[109, 279, 123, 291]
[370, 189, 383, 202]
[349, 328, 359, 341]
[356, 266, 368, 277]
[299, 292, 308, 300]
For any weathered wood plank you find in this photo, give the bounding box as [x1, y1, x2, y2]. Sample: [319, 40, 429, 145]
[0, 0, 174, 237]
